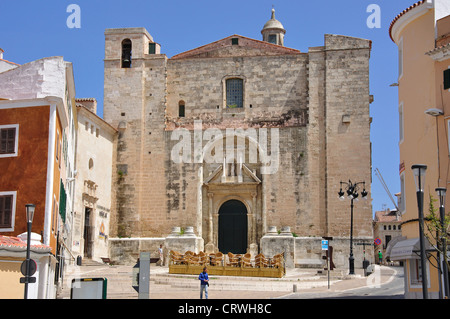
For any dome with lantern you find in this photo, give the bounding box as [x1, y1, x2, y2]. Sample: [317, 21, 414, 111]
[261, 8, 286, 46]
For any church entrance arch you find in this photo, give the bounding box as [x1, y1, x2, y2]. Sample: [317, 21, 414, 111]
[218, 200, 248, 254]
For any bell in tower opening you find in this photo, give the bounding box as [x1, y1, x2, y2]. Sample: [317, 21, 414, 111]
[121, 39, 132, 68]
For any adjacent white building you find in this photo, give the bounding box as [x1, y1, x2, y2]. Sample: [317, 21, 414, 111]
[72, 98, 117, 263]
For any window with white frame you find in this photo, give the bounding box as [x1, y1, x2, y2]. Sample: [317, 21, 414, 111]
[398, 37, 403, 79]
[409, 259, 429, 288]
[443, 68, 450, 90]
[0, 124, 19, 158]
[0, 191, 17, 231]
[52, 195, 59, 233]
[399, 102, 404, 144]
[447, 120, 450, 155]
[399, 172, 406, 214]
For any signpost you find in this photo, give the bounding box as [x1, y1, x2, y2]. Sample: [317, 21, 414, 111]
[138, 252, 151, 299]
[19, 259, 37, 284]
[374, 237, 382, 246]
[322, 239, 330, 289]
[71, 278, 107, 299]
[133, 252, 151, 299]
[321, 240, 329, 251]
[356, 241, 375, 276]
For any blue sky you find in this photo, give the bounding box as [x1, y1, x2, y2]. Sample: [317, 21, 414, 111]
[0, 0, 418, 215]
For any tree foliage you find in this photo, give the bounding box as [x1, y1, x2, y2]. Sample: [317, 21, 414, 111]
[425, 194, 450, 270]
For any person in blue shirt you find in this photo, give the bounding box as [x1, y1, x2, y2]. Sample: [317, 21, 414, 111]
[198, 266, 209, 299]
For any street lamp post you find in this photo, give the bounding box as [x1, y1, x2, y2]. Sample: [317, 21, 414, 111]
[24, 204, 35, 300]
[436, 187, 449, 298]
[411, 164, 428, 299]
[338, 180, 368, 275]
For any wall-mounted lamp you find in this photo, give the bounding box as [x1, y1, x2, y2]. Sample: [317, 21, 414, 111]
[425, 108, 443, 117]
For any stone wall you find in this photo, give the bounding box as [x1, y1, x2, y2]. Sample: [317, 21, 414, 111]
[166, 53, 309, 126]
[104, 28, 171, 239]
[323, 35, 373, 239]
[73, 105, 116, 262]
[103, 28, 373, 268]
[0, 56, 68, 100]
[261, 228, 375, 270]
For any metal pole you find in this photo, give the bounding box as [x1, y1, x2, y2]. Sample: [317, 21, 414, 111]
[349, 198, 355, 275]
[417, 190, 428, 299]
[327, 254, 330, 289]
[437, 230, 443, 299]
[24, 221, 32, 299]
[439, 204, 449, 298]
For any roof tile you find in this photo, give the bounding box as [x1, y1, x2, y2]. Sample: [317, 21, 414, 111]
[389, 0, 427, 42]
[0, 235, 51, 252]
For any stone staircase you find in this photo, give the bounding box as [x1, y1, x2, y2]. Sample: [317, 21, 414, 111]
[57, 261, 343, 299]
[57, 260, 139, 299]
[151, 273, 336, 292]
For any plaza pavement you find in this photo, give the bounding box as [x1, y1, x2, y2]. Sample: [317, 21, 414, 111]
[58, 262, 400, 299]
[148, 264, 399, 299]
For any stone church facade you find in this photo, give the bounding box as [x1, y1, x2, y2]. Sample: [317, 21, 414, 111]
[103, 10, 374, 268]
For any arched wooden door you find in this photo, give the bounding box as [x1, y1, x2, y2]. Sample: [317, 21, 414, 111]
[218, 200, 248, 254]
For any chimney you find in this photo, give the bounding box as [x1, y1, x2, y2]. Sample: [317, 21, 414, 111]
[0, 48, 4, 60]
[76, 98, 98, 114]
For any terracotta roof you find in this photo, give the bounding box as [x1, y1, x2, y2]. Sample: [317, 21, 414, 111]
[389, 0, 427, 42]
[426, 42, 450, 55]
[171, 34, 301, 60]
[75, 98, 96, 102]
[0, 235, 51, 253]
[0, 58, 20, 66]
[374, 211, 401, 223]
[76, 105, 118, 133]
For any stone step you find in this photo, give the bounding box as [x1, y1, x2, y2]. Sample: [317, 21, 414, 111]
[57, 264, 137, 299]
[56, 264, 345, 298]
[150, 272, 339, 292]
[153, 280, 334, 292]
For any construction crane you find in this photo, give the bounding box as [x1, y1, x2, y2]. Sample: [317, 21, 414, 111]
[374, 168, 399, 211]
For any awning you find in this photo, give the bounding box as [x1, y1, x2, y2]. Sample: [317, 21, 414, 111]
[390, 238, 432, 261]
[385, 236, 406, 259]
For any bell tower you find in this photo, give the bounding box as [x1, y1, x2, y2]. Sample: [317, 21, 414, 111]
[103, 27, 169, 243]
[261, 8, 286, 46]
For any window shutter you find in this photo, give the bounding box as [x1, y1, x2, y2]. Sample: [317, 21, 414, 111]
[0, 195, 13, 228]
[0, 128, 16, 154]
[59, 180, 67, 223]
[444, 69, 450, 90]
[179, 104, 185, 117]
[149, 43, 156, 54]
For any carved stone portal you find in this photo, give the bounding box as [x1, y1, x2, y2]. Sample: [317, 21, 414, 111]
[203, 160, 262, 254]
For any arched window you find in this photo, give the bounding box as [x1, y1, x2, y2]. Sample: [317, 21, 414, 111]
[226, 78, 243, 108]
[178, 101, 185, 117]
[121, 39, 132, 68]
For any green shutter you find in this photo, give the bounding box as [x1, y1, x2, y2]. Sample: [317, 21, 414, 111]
[59, 180, 67, 223]
[149, 43, 156, 54]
